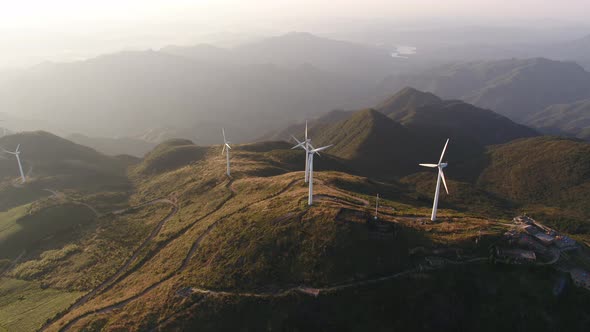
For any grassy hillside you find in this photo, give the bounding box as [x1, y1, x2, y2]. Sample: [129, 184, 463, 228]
[0, 203, 97, 259]
[527, 99, 590, 140]
[0, 131, 131, 200]
[1, 133, 589, 331]
[477, 136, 590, 233]
[0, 278, 82, 332]
[313, 108, 424, 176]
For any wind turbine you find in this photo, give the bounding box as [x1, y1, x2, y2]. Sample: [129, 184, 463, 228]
[2, 144, 26, 183]
[419, 138, 450, 221]
[221, 128, 231, 176]
[374, 194, 380, 220]
[291, 121, 317, 183]
[307, 144, 332, 206]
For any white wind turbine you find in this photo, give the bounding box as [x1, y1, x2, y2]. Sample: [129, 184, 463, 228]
[307, 144, 332, 206]
[419, 138, 450, 221]
[221, 128, 232, 176]
[291, 121, 316, 183]
[2, 144, 26, 183]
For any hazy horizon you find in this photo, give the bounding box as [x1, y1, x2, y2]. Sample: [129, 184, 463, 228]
[2, 0, 590, 69]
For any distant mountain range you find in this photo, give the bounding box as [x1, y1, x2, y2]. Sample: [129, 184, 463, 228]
[0, 33, 407, 142]
[2, 32, 590, 145]
[379, 58, 590, 139]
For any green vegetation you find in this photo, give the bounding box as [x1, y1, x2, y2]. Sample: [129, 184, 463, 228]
[0, 278, 82, 332]
[477, 136, 590, 230]
[0, 203, 96, 259]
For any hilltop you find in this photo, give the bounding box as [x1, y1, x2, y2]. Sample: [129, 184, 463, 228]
[313, 108, 422, 175]
[379, 88, 538, 146]
[376, 87, 442, 116]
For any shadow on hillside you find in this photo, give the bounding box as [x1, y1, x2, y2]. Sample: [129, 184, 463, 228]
[0, 204, 96, 259]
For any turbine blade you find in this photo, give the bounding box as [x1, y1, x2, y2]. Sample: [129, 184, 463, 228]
[226, 143, 232, 150]
[16, 144, 20, 153]
[311, 145, 332, 153]
[291, 135, 302, 144]
[440, 169, 449, 195]
[438, 138, 449, 164]
[222, 145, 226, 155]
[419, 163, 438, 168]
[305, 121, 308, 141]
[222, 128, 226, 142]
[292, 141, 306, 150]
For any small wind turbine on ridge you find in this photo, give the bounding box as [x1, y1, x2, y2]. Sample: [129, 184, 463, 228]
[291, 121, 317, 183]
[221, 128, 232, 177]
[374, 193, 380, 220]
[2, 144, 26, 183]
[419, 138, 450, 221]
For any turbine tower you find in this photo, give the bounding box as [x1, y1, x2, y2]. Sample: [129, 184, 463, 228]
[221, 128, 232, 177]
[374, 193, 380, 220]
[419, 138, 450, 221]
[307, 144, 332, 206]
[291, 121, 317, 183]
[2, 144, 26, 183]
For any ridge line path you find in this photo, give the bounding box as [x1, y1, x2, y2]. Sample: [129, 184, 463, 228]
[39, 197, 178, 332]
[52, 178, 300, 332]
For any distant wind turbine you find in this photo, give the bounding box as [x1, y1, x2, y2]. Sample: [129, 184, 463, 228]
[374, 193, 380, 220]
[2, 144, 26, 183]
[221, 128, 232, 176]
[419, 138, 450, 221]
[291, 121, 317, 183]
[307, 144, 332, 206]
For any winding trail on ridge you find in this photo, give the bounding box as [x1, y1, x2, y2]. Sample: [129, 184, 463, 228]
[51, 178, 299, 331]
[38, 197, 178, 332]
[50, 175, 471, 331]
[150, 256, 489, 330]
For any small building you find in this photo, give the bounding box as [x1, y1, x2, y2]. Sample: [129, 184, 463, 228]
[570, 269, 590, 290]
[492, 247, 536, 264]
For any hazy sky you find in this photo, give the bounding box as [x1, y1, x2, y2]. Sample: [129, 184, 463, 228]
[1, 0, 589, 68]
